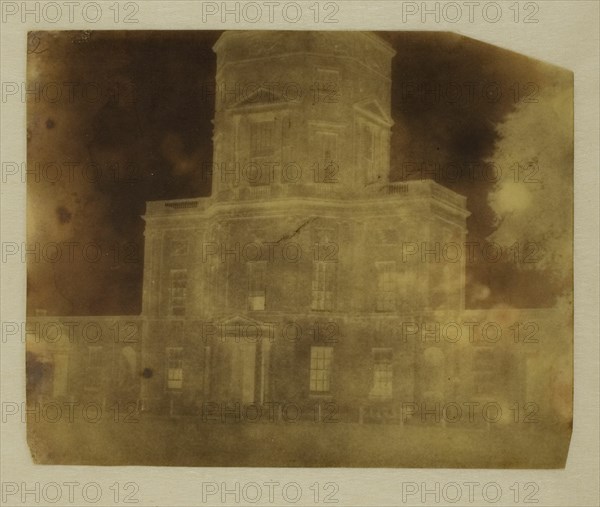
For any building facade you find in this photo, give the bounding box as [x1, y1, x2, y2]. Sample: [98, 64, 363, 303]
[139, 31, 470, 418]
[26, 31, 568, 428]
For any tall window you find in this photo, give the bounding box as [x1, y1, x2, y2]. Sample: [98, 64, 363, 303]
[359, 121, 382, 182]
[249, 119, 275, 185]
[312, 261, 336, 311]
[318, 131, 338, 167]
[247, 261, 266, 311]
[472, 347, 495, 395]
[202, 346, 211, 396]
[370, 348, 393, 400]
[250, 120, 274, 157]
[441, 226, 459, 306]
[166, 347, 183, 390]
[310, 346, 333, 393]
[376, 261, 396, 312]
[86, 346, 103, 390]
[316, 68, 340, 103]
[169, 269, 187, 316]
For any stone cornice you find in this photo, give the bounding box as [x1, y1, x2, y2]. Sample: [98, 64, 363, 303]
[215, 51, 393, 82]
[142, 181, 470, 231]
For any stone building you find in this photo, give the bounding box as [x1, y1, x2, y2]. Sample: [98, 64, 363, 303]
[25, 31, 568, 427]
[139, 31, 470, 418]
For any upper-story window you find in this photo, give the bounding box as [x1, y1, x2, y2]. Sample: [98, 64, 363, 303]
[310, 126, 342, 184]
[169, 269, 188, 316]
[375, 261, 396, 312]
[248, 119, 275, 185]
[312, 261, 336, 311]
[472, 346, 495, 395]
[314, 227, 337, 251]
[247, 261, 267, 310]
[310, 346, 333, 393]
[358, 121, 383, 183]
[86, 346, 103, 391]
[370, 348, 393, 400]
[315, 68, 340, 104]
[250, 120, 274, 157]
[317, 131, 338, 167]
[166, 347, 183, 390]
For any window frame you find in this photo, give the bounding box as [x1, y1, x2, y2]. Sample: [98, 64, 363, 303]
[311, 260, 337, 311]
[84, 345, 103, 392]
[309, 346, 333, 394]
[247, 118, 276, 186]
[168, 269, 188, 317]
[370, 347, 393, 401]
[315, 67, 341, 103]
[375, 261, 397, 312]
[356, 118, 384, 183]
[247, 260, 267, 311]
[165, 346, 184, 391]
[472, 346, 496, 395]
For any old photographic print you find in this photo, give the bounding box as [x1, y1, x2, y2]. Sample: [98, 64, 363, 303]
[25, 29, 573, 468]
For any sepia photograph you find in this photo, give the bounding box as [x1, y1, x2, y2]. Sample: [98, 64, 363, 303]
[24, 29, 573, 468]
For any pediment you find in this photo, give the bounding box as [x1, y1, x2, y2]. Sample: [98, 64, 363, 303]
[354, 98, 394, 127]
[229, 86, 291, 110]
[212, 313, 265, 327]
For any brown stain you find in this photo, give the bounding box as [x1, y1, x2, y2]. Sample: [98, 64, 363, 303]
[56, 206, 72, 224]
[25, 351, 51, 399]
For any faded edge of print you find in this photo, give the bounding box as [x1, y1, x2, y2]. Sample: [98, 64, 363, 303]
[24, 30, 573, 468]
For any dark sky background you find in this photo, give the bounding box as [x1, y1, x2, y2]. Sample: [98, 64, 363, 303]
[26, 30, 572, 316]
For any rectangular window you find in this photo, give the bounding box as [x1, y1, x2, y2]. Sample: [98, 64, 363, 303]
[440, 226, 457, 304]
[243, 120, 276, 186]
[86, 346, 103, 390]
[166, 347, 183, 390]
[53, 353, 69, 398]
[203, 346, 211, 396]
[376, 261, 396, 312]
[247, 261, 266, 311]
[249, 119, 275, 186]
[472, 347, 495, 395]
[397, 268, 418, 312]
[359, 121, 382, 182]
[250, 120, 274, 157]
[311, 261, 336, 311]
[317, 131, 338, 167]
[316, 68, 340, 102]
[370, 348, 393, 400]
[361, 123, 374, 162]
[169, 269, 187, 316]
[310, 346, 333, 393]
[314, 227, 336, 245]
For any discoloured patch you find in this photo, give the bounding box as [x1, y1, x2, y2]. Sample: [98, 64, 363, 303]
[56, 206, 72, 224]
